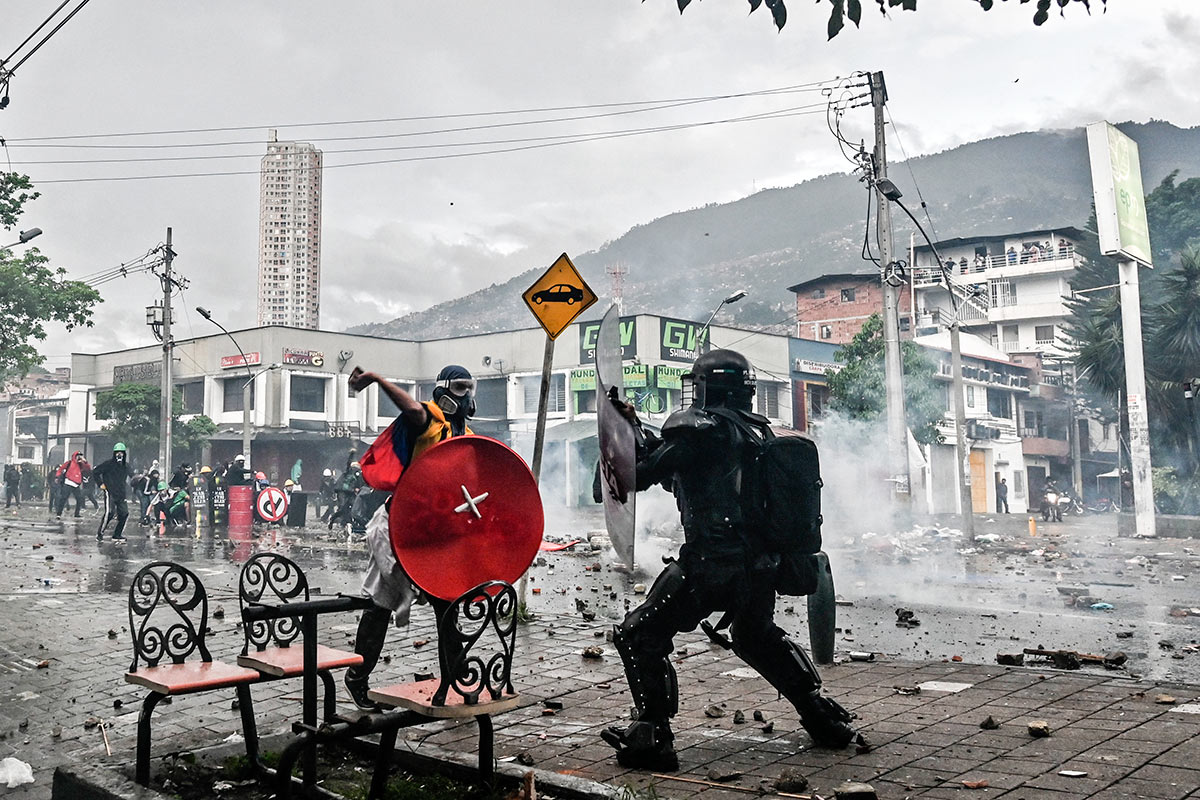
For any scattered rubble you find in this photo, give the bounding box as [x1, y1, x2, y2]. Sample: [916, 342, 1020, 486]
[979, 715, 1000, 730]
[1027, 720, 1052, 737]
[895, 608, 921, 628]
[773, 768, 809, 793]
[833, 781, 877, 799]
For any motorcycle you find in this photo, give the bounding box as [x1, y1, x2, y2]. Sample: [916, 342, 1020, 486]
[1041, 489, 1064, 522]
[1086, 497, 1117, 513]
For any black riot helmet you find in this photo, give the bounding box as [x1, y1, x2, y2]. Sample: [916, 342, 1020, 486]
[688, 349, 755, 412]
[432, 364, 476, 419]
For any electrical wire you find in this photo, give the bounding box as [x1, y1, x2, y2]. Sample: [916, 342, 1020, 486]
[9, 100, 830, 166]
[3, 0, 92, 75]
[7, 81, 839, 145]
[30, 105, 829, 185]
[885, 105, 940, 244]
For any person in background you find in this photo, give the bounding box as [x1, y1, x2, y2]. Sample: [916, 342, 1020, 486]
[20, 464, 39, 502]
[283, 478, 296, 498]
[226, 454, 250, 486]
[151, 480, 190, 527]
[253, 471, 271, 491]
[4, 463, 20, 508]
[317, 468, 337, 520]
[135, 469, 160, 524]
[290, 458, 303, 491]
[327, 462, 363, 531]
[92, 443, 131, 540]
[55, 451, 91, 519]
[996, 477, 1010, 514]
[169, 463, 192, 490]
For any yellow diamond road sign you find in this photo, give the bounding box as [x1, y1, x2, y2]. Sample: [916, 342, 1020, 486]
[522, 253, 597, 340]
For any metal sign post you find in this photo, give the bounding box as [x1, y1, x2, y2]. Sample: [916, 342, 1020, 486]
[1087, 121, 1156, 538]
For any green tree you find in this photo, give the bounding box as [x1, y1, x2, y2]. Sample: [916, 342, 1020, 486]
[94, 382, 217, 466]
[672, 0, 1104, 36]
[0, 173, 101, 379]
[825, 313, 945, 445]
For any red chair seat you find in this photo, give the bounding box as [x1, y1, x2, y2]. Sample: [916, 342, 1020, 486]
[125, 661, 261, 695]
[237, 645, 363, 677]
[369, 678, 520, 719]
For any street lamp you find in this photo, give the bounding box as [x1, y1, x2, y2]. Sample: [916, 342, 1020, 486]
[699, 289, 747, 350]
[1, 228, 43, 248]
[196, 306, 264, 471]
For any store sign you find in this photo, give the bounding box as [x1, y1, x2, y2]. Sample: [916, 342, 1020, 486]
[659, 316, 708, 363]
[622, 363, 648, 388]
[113, 360, 161, 385]
[794, 358, 841, 376]
[570, 367, 597, 392]
[283, 348, 325, 367]
[579, 316, 637, 363]
[1087, 121, 1153, 267]
[655, 365, 688, 390]
[221, 352, 261, 370]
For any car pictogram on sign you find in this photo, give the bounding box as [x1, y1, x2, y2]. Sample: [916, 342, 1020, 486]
[531, 283, 585, 305]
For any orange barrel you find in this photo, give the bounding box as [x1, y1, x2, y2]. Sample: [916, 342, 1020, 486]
[228, 485, 254, 528]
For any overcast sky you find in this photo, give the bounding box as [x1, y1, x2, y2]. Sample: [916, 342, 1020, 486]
[4, 0, 1198, 370]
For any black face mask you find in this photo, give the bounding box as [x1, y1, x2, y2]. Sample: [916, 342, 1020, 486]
[114, 451, 126, 464]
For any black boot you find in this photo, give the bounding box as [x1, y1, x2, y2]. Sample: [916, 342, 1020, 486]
[794, 691, 860, 748]
[344, 604, 391, 711]
[601, 719, 679, 771]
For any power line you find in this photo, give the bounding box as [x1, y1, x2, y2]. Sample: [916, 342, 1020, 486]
[9, 101, 830, 166]
[5, 80, 838, 144]
[31, 105, 829, 185]
[885, 105, 940, 243]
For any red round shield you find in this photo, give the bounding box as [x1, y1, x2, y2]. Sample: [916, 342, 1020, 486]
[389, 436, 544, 601]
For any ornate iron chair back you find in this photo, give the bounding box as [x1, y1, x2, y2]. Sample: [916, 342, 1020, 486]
[128, 561, 212, 671]
[433, 581, 518, 707]
[238, 552, 310, 654]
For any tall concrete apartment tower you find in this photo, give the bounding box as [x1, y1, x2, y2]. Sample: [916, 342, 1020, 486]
[257, 129, 323, 328]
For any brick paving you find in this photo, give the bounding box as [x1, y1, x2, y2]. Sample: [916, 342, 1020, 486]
[1, 513, 1199, 798]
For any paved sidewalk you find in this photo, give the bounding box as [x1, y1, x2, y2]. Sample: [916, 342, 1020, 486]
[1, 513, 1199, 798]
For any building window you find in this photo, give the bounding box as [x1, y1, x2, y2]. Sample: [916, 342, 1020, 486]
[17, 446, 34, 460]
[820, 325, 833, 340]
[987, 390, 1012, 420]
[474, 377, 508, 419]
[966, 385, 975, 407]
[808, 383, 830, 421]
[1013, 470, 1025, 497]
[840, 288, 856, 302]
[222, 378, 256, 412]
[757, 382, 780, 419]
[178, 381, 204, 415]
[520, 374, 565, 414]
[290, 375, 327, 413]
[812, 289, 825, 299]
[1035, 324, 1055, 344]
[376, 380, 416, 419]
[899, 317, 911, 332]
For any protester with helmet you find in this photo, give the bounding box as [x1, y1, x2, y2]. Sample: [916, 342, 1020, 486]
[226, 454, 250, 486]
[317, 468, 337, 520]
[600, 349, 860, 771]
[339, 363, 476, 710]
[169, 463, 193, 490]
[91, 443, 132, 540]
[150, 480, 190, 527]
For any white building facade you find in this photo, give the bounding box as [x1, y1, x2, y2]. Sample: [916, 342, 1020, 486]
[257, 131, 323, 329]
[910, 227, 1088, 356]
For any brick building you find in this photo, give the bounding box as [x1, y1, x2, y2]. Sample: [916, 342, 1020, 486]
[787, 271, 912, 345]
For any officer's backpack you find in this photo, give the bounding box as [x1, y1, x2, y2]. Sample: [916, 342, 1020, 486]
[713, 409, 824, 596]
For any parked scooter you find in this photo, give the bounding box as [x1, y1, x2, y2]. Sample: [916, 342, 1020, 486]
[1086, 497, 1118, 513]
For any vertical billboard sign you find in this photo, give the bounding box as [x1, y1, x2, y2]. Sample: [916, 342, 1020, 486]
[1086, 121, 1153, 267]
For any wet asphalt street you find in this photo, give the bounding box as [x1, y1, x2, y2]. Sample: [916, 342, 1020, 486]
[3, 500, 1196, 686]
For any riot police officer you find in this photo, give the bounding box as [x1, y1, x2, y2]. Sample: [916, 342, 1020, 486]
[602, 349, 859, 771]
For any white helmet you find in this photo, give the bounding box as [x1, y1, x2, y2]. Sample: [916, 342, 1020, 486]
[234, 454, 246, 462]
[323, 468, 332, 477]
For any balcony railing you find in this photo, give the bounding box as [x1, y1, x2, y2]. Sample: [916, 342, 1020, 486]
[914, 245, 1080, 284]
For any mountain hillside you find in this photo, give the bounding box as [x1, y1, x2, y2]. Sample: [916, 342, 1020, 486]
[349, 121, 1200, 340]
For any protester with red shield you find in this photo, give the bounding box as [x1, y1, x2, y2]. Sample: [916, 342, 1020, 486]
[342, 364, 476, 710]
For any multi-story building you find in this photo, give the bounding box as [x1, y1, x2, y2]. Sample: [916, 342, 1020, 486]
[910, 227, 1088, 356]
[787, 271, 913, 345]
[257, 130, 322, 329]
